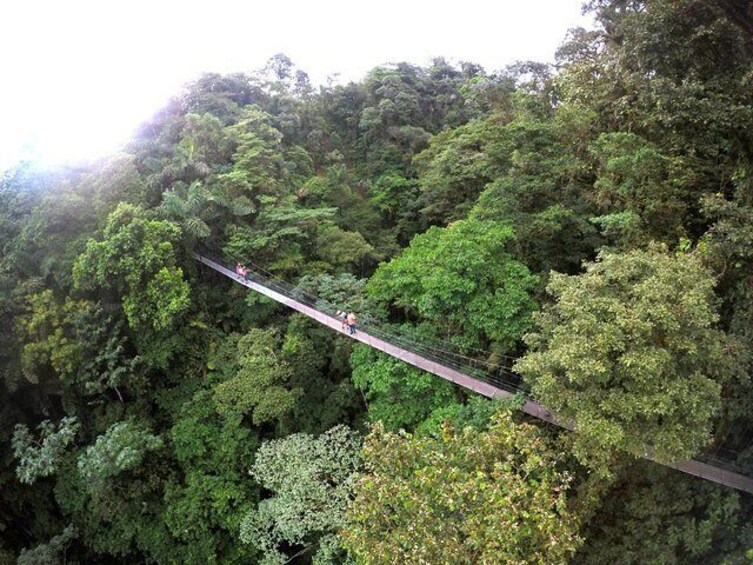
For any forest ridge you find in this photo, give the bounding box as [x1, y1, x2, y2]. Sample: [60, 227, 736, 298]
[3, 0, 753, 563]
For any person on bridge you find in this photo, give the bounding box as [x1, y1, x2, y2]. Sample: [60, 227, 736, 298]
[235, 263, 243, 280]
[336, 310, 348, 331]
[347, 312, 357, 335]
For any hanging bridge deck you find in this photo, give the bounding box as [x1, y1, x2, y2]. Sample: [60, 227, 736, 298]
[194, 253, 753, 495]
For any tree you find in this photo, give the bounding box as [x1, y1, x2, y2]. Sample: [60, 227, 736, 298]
[222, 200, 337, 275]
[415, 118, 502, 225]
[164, 390, 259, 564]
[516, 246, 742, 468]
[367, 218, 538, 354]
[12, 417, 79, 485]
[73, 203, 190, 334]
[343, 411, 582, 564]
[295, 272, 368, 315]
[587, 132, 688, 247]
[313, 224, 375, 271]
[72, 203, 191, 368]
[469, 108, 600, 274]
[211, 329, 301, 426]
[281, 314, 361, 434]
[77, 421, 163, 490]
[180, 72, 261, 125]
[699, 193, 753, 449]
[557, 0, 753, 220]
[575, 461, 753, 565]
[240, 425, 360, 564]
[218, 106, 289, 206]
[350, 343, 458, 431]
[17, 525, 76, 565]
[16, 290, 85, 385]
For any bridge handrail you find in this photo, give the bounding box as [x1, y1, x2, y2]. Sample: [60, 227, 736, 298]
[193, 251, 753, 494]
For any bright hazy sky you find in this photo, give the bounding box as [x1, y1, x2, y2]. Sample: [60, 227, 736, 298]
[0, 0, 592, 171]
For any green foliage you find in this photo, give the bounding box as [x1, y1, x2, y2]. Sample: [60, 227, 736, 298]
[281, 315, 361, 434]
[295, 273, 368, 315]
[588, 132, 688, 246]
[575, 461, 753, 564]
[367, 169, 419, 241]
[17, 525, 76, 565]
[314, 224, 375, 270]
[699, 192, 753, 428]
[180, 72, 260, 124]
[163, 472, 255, 564]
[367, 218, 538, 353]
[5, 26, 753, 563]
[73, 203, 191, 333]
[415, 118, 502, 225]
[77, 421, 162, 489]
[170, 390, 258, 472]
[343, 411, 581, 564]
[417, 395, 527, 436]
[66, 305, 138, 398]
[240, 426, 360, 564]
[17, 290, 86, 384]
[211, 328, 301, 426]
[218, 106, 288, 201]
[469, 111, 600, 273]
[222, 200, 336, 274]
[160, 181, 213, 240]
[165, 389, 260, 563]
[12, 417, 79, 484]
[350, 344, 458, 431]
[517, 246, 741, 467]
[54, 452, 173, 560]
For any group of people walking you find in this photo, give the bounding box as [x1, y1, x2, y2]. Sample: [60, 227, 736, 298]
[234, 263, 250, 281]
[233, 261, 359, 336]
[336, 310, 357, 335]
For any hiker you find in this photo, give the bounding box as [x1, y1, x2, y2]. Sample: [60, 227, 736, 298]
[240, 265, 250, 281]
[235, 263, 243, 280]
[336, 310, 348, 330]
[347, 312, 357, 335]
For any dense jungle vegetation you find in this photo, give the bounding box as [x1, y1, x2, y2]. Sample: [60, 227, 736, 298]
[4, 0, 753, 562]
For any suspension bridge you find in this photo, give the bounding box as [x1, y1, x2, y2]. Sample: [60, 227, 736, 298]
[194, 253, 753, 495]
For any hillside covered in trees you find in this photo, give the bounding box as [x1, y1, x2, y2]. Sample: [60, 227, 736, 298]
[3, 0, 753, 562]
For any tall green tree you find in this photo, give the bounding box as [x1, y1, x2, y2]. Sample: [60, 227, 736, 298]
[350, 343, 458, 431]
[164, 389, 259, 564]
[240, 426, 360, 564]
[72, 203, 191, 367]
[343, 411, 582, 564]
[211, 329, 301, 427]
[367, 218, 538, 354]
[516, 246, 743, 468]
[12, 417, 79, 485]
[77, 422, 163, 491]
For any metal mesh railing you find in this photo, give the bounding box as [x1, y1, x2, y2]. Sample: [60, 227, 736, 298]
[199, 250, 527, 396]
[194, 250, 753, 483]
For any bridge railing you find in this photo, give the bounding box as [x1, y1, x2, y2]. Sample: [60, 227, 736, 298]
[195, 251, 753, 483]
[201, 251, 528, 396]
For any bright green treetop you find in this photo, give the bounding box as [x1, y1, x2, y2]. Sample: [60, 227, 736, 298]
[343, 410, 581, 564]
[73, 203, 190, 334]
[516, 246, 741, 467]
[240, 425, 360, 564]
[367, 218, 538, 353]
